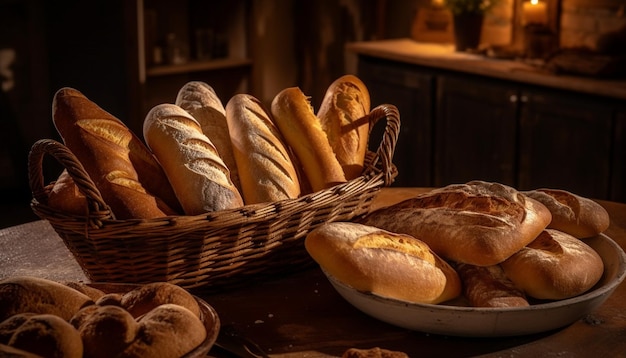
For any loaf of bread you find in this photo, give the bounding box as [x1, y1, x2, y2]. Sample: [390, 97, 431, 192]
[456, 263, 529, 308]
[317, 74, 371, 180]
[47, 169, 88, 216]
[342, 347, 409, 358]
[225, 93, 301, 204]
[305, 222, 461, 304]
[271, 87, 347, 192]
[357, 181, 552, 266]
[62, 281, 106, 302]
[52, 87, 168, 219]
[143, 103, 243, 215]
[176, 81, 241, 192]
[501, 229, 604, 300]
[71, 305, 139, 358]
[120, 282, 200, 318]
[523, 188, 610, 238]
[1, 313, 83, 358]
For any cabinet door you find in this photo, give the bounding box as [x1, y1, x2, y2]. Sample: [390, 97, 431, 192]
[358, 57, 434, 187]
[435, 75, 518, 187]
[518, 90, 613, 199]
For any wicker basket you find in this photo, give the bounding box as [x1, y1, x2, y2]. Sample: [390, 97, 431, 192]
[28, 104, 400, 291]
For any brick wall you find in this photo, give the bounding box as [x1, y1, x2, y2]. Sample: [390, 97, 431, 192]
[560, 0, 626, 49]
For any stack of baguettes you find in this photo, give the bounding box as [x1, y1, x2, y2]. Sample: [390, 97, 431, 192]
[47, 74, 372, 219]
[305, 181, 611, 307]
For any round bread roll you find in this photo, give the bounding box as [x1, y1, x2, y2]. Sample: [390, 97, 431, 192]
[305, 222, 461, 304]
[501, 229, 604, 300]
[271, 87, 347, 192]
[358, 181, 552, 266]
[523, 188, 610, 238]
[120, 282, 200, 318]
[317, 74, 371, 180]
[0, 276, 94, 322]
[2, 313, 83, 358]
[71, 305, 138, 358]
[456, 263, 529, 308]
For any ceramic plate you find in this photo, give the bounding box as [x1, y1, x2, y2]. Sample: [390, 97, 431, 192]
[325, 233, 626, 337]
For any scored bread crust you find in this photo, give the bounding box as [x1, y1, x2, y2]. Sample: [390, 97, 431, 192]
[501, 229, 604, 300]
[225, 94, 301, 204]
[357, 181, 552, 266]
[456, 263, 529, 308]
[523, 189, 610, 238]
[305, 222, 461, 304]
[143, 103, 243, 215]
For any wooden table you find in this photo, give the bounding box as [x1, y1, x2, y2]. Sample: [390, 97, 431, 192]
[1, 188, 625, 357]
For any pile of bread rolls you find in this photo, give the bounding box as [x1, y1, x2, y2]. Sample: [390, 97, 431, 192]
[305, 181, 610, 308]
[47, 74, 372, 219]
[0, 276, 210, 357]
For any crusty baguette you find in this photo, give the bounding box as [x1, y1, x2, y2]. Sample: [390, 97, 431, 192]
[175, 81, 241, 192]
[523, 188, 610, 238]
[47, 169, 88, 215]
[143, 103, 243, 215]
[317, 74, 371, 180]
[456, 263, 529, 308]
[52, 87, 167, 219]
[271, 87, 346, 192]
[501, 229, 604, 300]
[225, 94, 301, 204]
[305, 222, 461, 304]
[357, 181, 552, 266]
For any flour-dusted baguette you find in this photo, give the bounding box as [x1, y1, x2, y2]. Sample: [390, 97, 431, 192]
[501, 229, 604, 300]
[305, 222, 461, 304]
[456, 263, 529, 308]
[317, 74, 371, 180]
[523, 188, 610, 238]
[357, 181, 552, 266]
[225, 94, 301, 204]
[271, 87, 346, 192]
[175, 81, 241, 192]
[143, 103, 243, 215]
[52, 87, 168, 219]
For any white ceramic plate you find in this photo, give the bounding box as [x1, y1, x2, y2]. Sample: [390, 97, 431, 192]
[325, 233, 626, 337]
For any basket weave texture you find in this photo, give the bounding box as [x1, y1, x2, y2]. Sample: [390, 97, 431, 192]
[28, 105, 400, 290]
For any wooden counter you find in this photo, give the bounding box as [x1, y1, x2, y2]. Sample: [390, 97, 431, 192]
[1, 187, 625, 357]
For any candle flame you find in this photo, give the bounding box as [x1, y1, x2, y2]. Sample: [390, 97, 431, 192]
[530, 0, 539, 4]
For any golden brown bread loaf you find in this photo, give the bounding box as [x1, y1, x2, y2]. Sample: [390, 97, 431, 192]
[119, 282, 201, 318]
[357, 181, 552, 266]
[52, 87, 168, 219]
[1, 313, 83, 358]
[501, 229, 604, 300]
[46, 170, 88, 216]
[271, 87, 347, 192]
[342, 347, 409, 358]
[0, 276, 94, 322]
[71, 305, 138, 358]
[523, 188, 610, 238]
[143, 103, 243, 214]
[176, 81, 241, 192]
[225, 93, 301, 204]
[456, 263, 529, 308]
[305, 222, 461, 304]
[62, 282, 105, 302]
[317, 74, 371, 180]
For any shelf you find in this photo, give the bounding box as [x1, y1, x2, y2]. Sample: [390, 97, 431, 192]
[146, 57, 253, 77]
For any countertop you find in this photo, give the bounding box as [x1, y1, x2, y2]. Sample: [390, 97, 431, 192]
[346, 38, 626, 101]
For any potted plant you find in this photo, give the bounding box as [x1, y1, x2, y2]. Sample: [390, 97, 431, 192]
[443, 0, 501, 51]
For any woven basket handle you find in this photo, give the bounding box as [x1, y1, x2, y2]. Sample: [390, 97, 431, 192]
[366, 104, 400, 186]
[28, 138, 112, 217]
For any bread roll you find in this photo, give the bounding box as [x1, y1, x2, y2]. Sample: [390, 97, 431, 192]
[456, 263, 529, 308]
[0, 276, 94, 322]
[523, 188, 610, 238]
[176, 81, 241, 192]
[271, 87, 346, 192]
[143, 103, 243, 215]
[317, 74, 371, 180]
[120, 282, 200, 318]
[305, 222, 461, 304]
[52, 87, 167, 219]
[2, 313, 83, 358]
[225, 94, 301, 204]
[62, 282, 105, 302]
[501, 229, 604, 300]
[47, 170, 88, 216]
[71, 305, 138, 358]
[358, 181, 552, 266]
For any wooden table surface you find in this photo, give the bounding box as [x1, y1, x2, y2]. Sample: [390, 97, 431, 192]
[1, 187, 625, 357]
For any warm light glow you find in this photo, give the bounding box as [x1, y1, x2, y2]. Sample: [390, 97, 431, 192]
[531, 0, 539, 4]
[523, 0, 548, 26]
[432, 0, 444, 6]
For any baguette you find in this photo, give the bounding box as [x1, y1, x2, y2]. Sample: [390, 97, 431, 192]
[317, 74, 371, 180]
[271, 87, 346, 192]
[225, 94, 301, 204]
[52, 87, 168, 219]
[175, 81, 241, 192]
[47, 169, 88, 215]
[143, 103, 243, 215]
